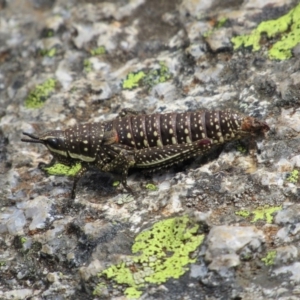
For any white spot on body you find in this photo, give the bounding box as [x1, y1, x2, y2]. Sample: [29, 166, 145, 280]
[157, 140, 163, 148]
[68, 151, 95, 162]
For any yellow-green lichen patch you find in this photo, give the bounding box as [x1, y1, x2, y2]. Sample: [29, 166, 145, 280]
[116, 194, 135, 205]
[83, 58, 92, 73]
[145, 183, 158, 191]
[217, 17, 228, 28]
[287, 169, 299, 183]
[112, 180, 120, 187]
[261, 250, 277, 266]
[142, 61, 172, 88]
[0, 261, 6, 267]
[94, 216, 204, 299]
[235, 210, 251, 218]
[122, 61, 171, 90]
[25, 78, 56, 109]
[90, 46, 106, 56]
[93, 282, 107, 297]
[236, 143, 247, 153]
[236, 206, 282, 223]
[251, 206, 282, 223]
[20, 237, 27, 244]
[203, 17, 228, 38]
[122, 71, 146, 89]
[40, 48, 57, 57]
[232, 3, 300, 60]
[46, 30, 54, 37]
[42, 162, 82, 176]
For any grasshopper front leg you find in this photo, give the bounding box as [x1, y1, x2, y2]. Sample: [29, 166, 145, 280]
[99, 147, 136, 193]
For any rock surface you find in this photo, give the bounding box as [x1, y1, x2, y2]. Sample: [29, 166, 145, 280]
[1, 0, 300, 299]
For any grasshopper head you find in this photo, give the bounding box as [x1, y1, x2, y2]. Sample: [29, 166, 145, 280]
[241, 116, 270, 135]
[22, 131, 68, 159]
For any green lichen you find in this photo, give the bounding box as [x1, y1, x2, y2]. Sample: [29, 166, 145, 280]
[0, 261, 6, 267]
[93, 282, 107, 296]
[217, 17, 228, 28]
[261, 250, 277, 266]
[25, 78, 56, 109]
[94, 216, 204, 299]
[42, 163, 82, 176]
[252, 206, 282, 223]
[112, 180, 120, 187]
[90, 46, 106, 56]
[236, 144, 247, 153]
[116, 194, 134, 205]
[47, 30, 54, 37]
[20, 237, 27, 244]
[232, 3, 300, 60]
[83, 58, 92, 73]
[203, 17, 228, 37]
[40, 48, 57, 57]
[122, 71, 146, 89]
[236, 206, 282, 223]
[142, 61, 172, 88]
[122, 61, 171, 90]
[235, 210, 251, 218]
[287, 169, 299, 183]
[145, 183, 158, 191]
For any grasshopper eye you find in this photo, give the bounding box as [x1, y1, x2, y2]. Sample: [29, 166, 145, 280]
[46, 138, 60, 148]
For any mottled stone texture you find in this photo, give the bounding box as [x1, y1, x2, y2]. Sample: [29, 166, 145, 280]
[0, 0, 300, 299]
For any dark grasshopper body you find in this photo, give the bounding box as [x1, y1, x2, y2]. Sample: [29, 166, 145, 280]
[21, 109, 269, 198]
